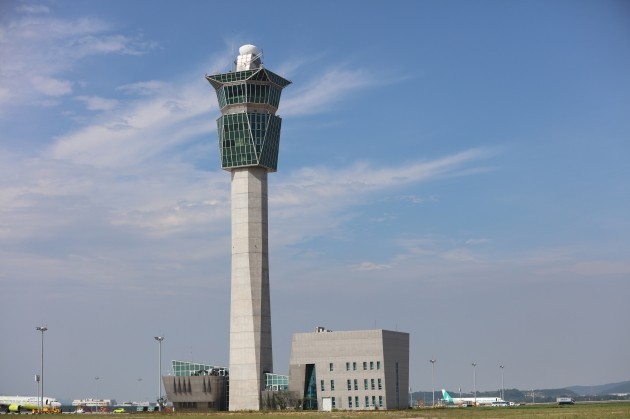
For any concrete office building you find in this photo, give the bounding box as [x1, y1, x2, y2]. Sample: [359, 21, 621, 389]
[205, 45, 291, 411]
[289, 327, 409, 411]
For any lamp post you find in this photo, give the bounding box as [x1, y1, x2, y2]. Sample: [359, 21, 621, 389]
[35, 375, 40, 412]
[36, 326, 48, 413]
[429, 359, 436, 407]
[154, 336, 164, 411]
[137, 378, 143, 403]
[471, 362, 477, 406]
[499, 365, 504, 400]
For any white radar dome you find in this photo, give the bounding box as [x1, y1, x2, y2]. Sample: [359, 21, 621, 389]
[239, 44, 260, 56]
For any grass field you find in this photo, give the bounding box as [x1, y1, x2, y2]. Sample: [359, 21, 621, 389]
[68, 402, 630, 418]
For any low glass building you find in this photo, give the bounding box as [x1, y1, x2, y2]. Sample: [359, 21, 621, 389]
[162, 360, 228, 412]
[163, 361, 289, 411]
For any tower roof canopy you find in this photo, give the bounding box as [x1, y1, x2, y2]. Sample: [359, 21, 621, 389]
[205, 68, 291, 90]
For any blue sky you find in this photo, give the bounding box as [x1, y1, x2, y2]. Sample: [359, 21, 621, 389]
[1, 0, 629, 403]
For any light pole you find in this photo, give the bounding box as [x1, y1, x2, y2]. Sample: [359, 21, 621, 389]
[35, 375, 40, 412]
[36, 326, 47, 413]
[429, 359, 436, 407]
[154, 336, 164, 411]
[471, 362, 477, 406]
[137, 378, 143, 403]
[499, 365, 504, 400]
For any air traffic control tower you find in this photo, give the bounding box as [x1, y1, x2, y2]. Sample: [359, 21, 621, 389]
[205, 45, 291, 411]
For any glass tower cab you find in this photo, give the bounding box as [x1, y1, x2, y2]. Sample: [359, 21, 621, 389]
[205, 45, 291, 172]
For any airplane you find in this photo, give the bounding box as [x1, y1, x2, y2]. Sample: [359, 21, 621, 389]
[441, 389, 509, 406]
[0, 395, 62, 413]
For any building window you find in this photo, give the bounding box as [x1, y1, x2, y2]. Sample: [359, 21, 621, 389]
[353, 379, 358, 390]
[378, 378, 382, 390]
[321, 380, 325, 392]
[371, 378, 375, 390]
[352, 362, 357, 371]
[330, 379, 335, 391]
[347, 379, 352, 391]
[332, 397, 336, 408]
[370, 361, 374, 370]
[355, 396, 359, 408]
[329, 362, 334, 372]
[364, 379, 368, 390]
[365, 396, 369, 407]
[377, 361, 381, 370]
[346, 362, 350, 371]
[379, 395, 383, 407]
[348, 396, 352, 408]
[304, 364, 318, 410]
[363, 361, 367, 370]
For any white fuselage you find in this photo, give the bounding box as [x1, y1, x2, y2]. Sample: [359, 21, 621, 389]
[450, 396, 504, 406]
[0, 395, 61, 412]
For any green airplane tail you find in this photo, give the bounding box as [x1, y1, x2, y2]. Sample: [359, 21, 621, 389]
[442, 389, 455, 403]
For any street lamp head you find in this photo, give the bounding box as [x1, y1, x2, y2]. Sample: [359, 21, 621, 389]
[36, 326, 48, 332]
[430, 359, 436, 364]
[154, 336, 164, 342]
[472, 362, 477, 367]
[500, 365, 504, 369]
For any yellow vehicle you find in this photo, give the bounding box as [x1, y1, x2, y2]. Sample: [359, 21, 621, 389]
[113, 408, 126, 413]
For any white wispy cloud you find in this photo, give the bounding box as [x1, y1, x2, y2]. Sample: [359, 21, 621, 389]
[0, 7, 495, 296]
[75, 95, 119, 111]
[273, 148, 491, 209]
[67, 34, 158, 57]
[398, 194, 436, 204]
[268, 149, 493, 248]
[279, 67, 374, 116]
[117, 80, 169, 96]
[49, 88, 215, 167]
[31, 75, 73, 96]
[440, 248, 477, 262]
[17, 4, 50, 14]
[537, 260, 630, 276]
[350, 261, 391, 271]
[0, 12, 156, 112]
[465, 238, 489, 245]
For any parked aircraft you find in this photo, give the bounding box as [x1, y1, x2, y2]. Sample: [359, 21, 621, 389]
[441, 389, 508, 406]
[0, 396, 61, 413]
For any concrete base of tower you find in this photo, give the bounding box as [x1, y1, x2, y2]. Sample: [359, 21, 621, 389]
[228, 167, 273, 411]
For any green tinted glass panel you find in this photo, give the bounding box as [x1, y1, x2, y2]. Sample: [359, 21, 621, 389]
[217, 113, 282, 171]
[171, 360, 228, 376]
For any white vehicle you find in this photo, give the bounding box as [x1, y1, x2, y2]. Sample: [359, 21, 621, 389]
[557, 397, 575, 405]
[0, 395, 61, 413]
[442, 389, 507, 406]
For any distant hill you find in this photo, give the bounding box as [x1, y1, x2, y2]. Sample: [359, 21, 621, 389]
[566, 381, 630, 396]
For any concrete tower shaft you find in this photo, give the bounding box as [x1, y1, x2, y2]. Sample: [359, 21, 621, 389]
[206, 45, 290, 411]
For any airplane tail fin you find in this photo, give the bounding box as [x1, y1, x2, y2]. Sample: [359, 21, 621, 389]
[442, 389, 454, 403]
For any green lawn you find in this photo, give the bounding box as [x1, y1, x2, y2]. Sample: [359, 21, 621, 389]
[94, 402, 630, 418]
